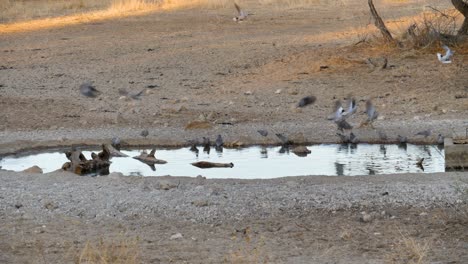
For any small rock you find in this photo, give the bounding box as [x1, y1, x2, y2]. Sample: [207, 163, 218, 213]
[244, 91, 253, 95]
[413, 116, 420, 120]
[170, 233, 183, 240]
[196, 175, 206, 180]
[419, 212, 428, 216]
[22, 166, 43, 174]
[158, 180, 177, 190]
[192, 200, 209, 207]
[44, 202, 58, 210]
[292, 146, 311, 157]
[275, 89, 282, 94]
[108, 172, 124, 179]
[360, 212, 373, 223]
[50, 125, 58, 130]
[14, 203, 23, 209]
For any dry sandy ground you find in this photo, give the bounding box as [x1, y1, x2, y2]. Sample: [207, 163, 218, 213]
[1, 0, 468, 263]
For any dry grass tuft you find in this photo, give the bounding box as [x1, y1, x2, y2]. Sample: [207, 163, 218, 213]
[387, 232, 430, 264]
[76, 237, 140, 264]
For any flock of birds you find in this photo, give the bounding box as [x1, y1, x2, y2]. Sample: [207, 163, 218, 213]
[77, 4, 454, 173]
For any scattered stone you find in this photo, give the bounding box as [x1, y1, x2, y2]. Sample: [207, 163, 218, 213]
[360, 212, 373, 223]
[44, 201, 58, 210]
[14, 203, 23, 209]
[419, 212, 428, 216]
[244, 91, 253, 95]
[170, 233, 183, 240]
[158, 180, 177, 190]
[275, 89, 282, 94]
[108, 172, 124, 179]
[192, 200, 209, 207]
[22, 165, 43, 174]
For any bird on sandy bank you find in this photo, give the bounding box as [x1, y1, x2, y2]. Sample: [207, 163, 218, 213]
[349, 132, 359, 144]
[111, 137, 121, 150]
[140, 129, 149, 138]
[233, 3, 248, 22]
[215, 135, 224, 152]
[378, 130, 388, 141]
[80, 82, 100, 98]
[343, 95, 357, 117]
[276, 133, 291, 146]
[415, 129, 431, 138]
[365, 99, 379, 125]
[257, 129, 268, 137]
[437, 45, 454, 64]
[332, 100, 353, 131]
[119, 88, 145, 100]
[437, 134, 444, 145]
[297, 95, 316, 108]
[397, 135, 407, 144]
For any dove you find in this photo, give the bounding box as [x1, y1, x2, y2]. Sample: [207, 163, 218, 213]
[140, 129, 149, 138]
[257, 129, 268, 137]
[416, 157, 424, 171]
[202, 137, 211, 153]
[365, 99, 379, 123]
[343, 95, 357, 117]
[233, 3, 248, 22]
[331, 100, 353, 131]
[349, 132, 359, 144]
[111, 137, 121, 150]
[397, 135, 407, 144]
[437, 45, 454, 64]
[215, 135, 223, 148]
[275, 133, 291, 146]
[119, 88, 145, 100]
[437, 134, 444, 145]
[80, 82, 100, 98]
[415, 129, 431, 138]
[378, 130, 388, 141]
[297, 96, 316, 108]
[336, 132, 349, 143]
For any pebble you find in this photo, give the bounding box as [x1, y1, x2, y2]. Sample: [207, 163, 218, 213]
[360, 212, 373, 223]
[158, 180, 177, 190]
[170, 233, 183, 240]
[244, 91, 253, 95]
[275, 89, 282, 94]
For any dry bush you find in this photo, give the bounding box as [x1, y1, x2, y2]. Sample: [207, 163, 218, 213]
[399, 9, 462, 50]
[76, 237, 140, 264]
[387, 232, 430, 264]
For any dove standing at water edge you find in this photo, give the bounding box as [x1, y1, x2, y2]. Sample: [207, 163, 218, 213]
[437, 134, 444, 145]
[140, 129, 149, 138]
[365, 100, 379, 124]
[415, 129, 431, 138]
[437, 45, 454, 64]
[233, 3, 248, 22]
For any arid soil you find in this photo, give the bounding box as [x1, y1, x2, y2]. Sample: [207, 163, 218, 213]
[1, 0, 468, 263]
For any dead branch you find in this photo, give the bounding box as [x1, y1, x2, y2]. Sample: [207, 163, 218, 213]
[368, 0, 395, 43]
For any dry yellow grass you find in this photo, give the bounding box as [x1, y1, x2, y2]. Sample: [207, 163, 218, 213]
[387, 231, 431, 264]
[76, 237, 140, 264]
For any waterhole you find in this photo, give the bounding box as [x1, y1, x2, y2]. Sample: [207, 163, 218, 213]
[0, 144, 445, 178]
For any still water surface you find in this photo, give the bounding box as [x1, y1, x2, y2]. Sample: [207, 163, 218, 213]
[0, 144, 445, 178]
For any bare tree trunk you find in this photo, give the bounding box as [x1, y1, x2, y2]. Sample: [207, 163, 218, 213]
[452, 0, 468, 35]
[368, 0, 395, 42]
